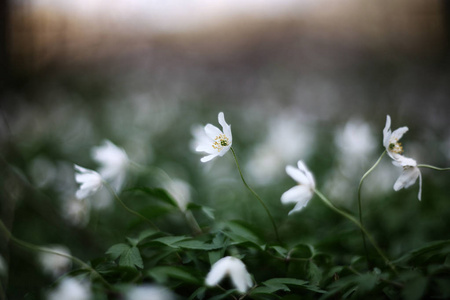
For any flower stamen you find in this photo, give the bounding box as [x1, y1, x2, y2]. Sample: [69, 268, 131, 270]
[389, 140, 403, 154]
[212, 134, 229, 152]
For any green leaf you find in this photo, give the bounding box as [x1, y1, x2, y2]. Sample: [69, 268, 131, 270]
[187, 203, 215, 219]
[173, 239, 219, 250]
[393, 240, 450, 265]
[402, 273, 428, 300]
[152, 236, 190, 248]
[106, 243, 130, 260]
[126, 187, 178, 207]
[137, 228, 160, 243]
[224, 220, 265, 249]
[290, 244, 314, 259]
[118, 246, 144, 269]
[147, 266, 202, 284]
[308, 261, 322, 286]
[263, 278, 309, 287]
[188, 287, 207, 300]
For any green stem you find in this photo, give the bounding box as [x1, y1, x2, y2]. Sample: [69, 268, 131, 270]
[357, 150, 386, 268]
[0, 219, 113, 289]
[230, 147, 280, 243]
[103, 182, 159, 231]
[314, 189, 397, 274]
[417, 164, 450, 171]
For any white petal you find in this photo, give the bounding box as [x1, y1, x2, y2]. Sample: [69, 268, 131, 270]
[393, 167, 420, 191]
[204, 124, 223, 140]
[218, 112, 232, 142]
[288, 197, 312, 215]
[390, 126, 408, 142]
[196, 143, 215, 154]
[201, 154, 218, 163]
[286, 165, 310, 185]
[383, 115, 391, 148]
[281, 185, 312, 205]
[217, 145, 231, 157]
[205, 259, 228, 287]
[229, 263, 252, 293]
[417, 170, 423, 201]
[297, 160, 315, 187]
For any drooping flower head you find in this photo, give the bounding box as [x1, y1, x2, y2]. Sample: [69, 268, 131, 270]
[38, 245, 72, 278]
[383, 115, 409, 160]
[91, 140, 129, 191]
[195, 112, 232, 163]
[392, 155, 422, 201]
[47, 277, 91, 300]
[281, 160, 316, 215]
[74, 165, 103, 200]
[205, 256, 253, 293]
[125, 284, 175, 300]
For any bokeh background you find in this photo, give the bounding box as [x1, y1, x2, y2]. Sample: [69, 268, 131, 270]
[1, 0, 450, 299]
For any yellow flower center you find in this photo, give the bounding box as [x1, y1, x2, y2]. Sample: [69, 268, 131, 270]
[388, 140, 403, 154]
[212, 134, 229, 152]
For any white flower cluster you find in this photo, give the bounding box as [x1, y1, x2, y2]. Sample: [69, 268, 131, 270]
[383, 115, 422, 200]
[74, 140, 129, 200]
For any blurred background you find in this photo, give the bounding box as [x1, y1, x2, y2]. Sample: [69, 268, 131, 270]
[1, 0, 450, 298]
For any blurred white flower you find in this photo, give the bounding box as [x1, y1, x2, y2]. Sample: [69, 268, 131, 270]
[246, 114, 314, 185]
[47, 277, 91, 300]
[383, 115, 409, 160]
[195, 112, 232, 163]
[205, 256, 253, 293]
[61, 198, 90, 227]
[91, 140, 129, 191]
[392, 156, 422, 201]
[163, 178, 191, 212]
[335, 119, 376, 176]
[74, 165, 103, 200]
[0, 254, 7, 277]
[38, 245, 72, 278]
[125, 284, 175, 300]
[281, 160, 316, 215]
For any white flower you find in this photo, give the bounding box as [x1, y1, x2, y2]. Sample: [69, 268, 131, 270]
[38, 245, 72, 278]
[392, 156, 422, 201]
[383, 115, 409, 160]
[61, 197, 90, 227]
[125, 284, 175, 300]
[74, 165, 103, 200]
[205, 256, 253, 293]
[281, 160, 316, 215]
[195, 112, 232, 163]
[91, 140, 129, 191]
[47, 277, 91, 300]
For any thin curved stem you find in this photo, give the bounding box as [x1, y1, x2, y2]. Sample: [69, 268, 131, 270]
[417, 164, 450, 171]
[103, 182, 160, 231]
[0, 219, 113, 289]
[230, 147, 280, 243]
[314, 189, 397, 274]
[357, 150, 386, 268]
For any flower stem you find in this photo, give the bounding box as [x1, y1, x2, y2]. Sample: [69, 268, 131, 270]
[103, 182, 160, 231]
[0, 219, 113, 289]
[417, 164, 450, 171]
[314, 189, 397, 274]
[230, 147, 280, 243]
[357, 150, 386, 268]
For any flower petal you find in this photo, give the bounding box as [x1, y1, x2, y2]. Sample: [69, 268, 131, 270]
[383, 115, 391, 148]
[281, 185, 312, 205]
[286, 165, 309, 185]
[201, 154, 218, 163]
[390, 126, 409, 142]
[204, 124, 223, 140]
[297, 160, 315, 187]
[218, 112, 232, 142]
[393, 167, 420, 191]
